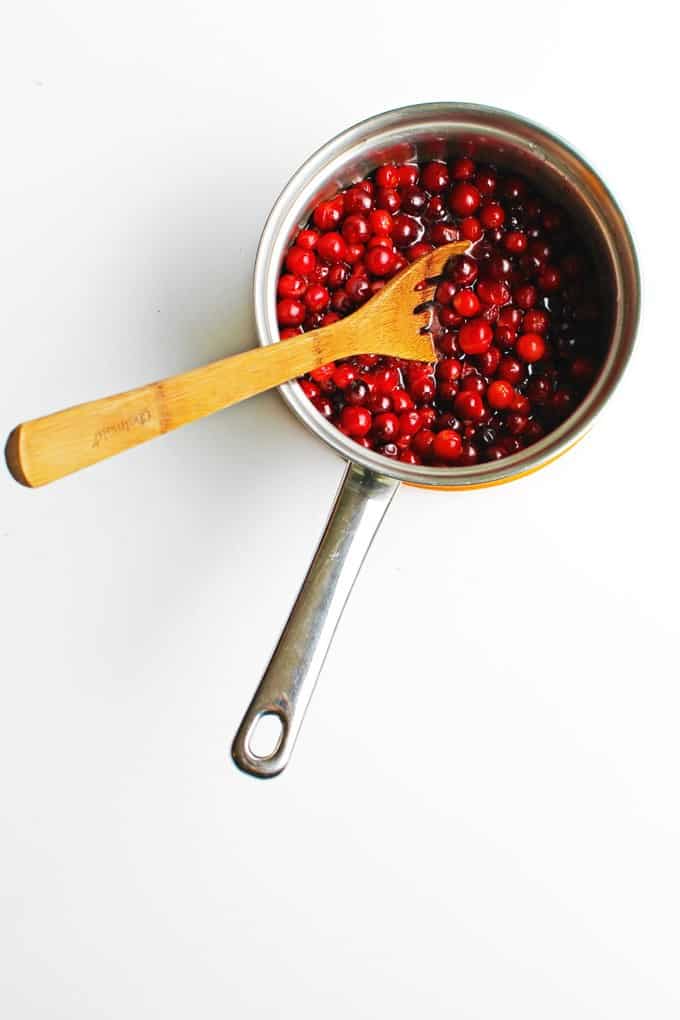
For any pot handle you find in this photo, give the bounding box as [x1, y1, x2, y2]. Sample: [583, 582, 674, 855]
[231, 461, 399, 778]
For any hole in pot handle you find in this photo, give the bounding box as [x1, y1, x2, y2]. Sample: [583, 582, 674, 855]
[231, 461, 399, 779]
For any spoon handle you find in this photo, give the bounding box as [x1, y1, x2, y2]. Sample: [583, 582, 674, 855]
[5, 330, 350, 488]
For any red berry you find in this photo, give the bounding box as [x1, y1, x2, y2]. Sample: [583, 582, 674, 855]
[392, 214, 422, 247]
[304, 284, 330, 312]
[285, 247, 316, 276]
[487, 380, 515, 409]
[452, 290, 481, 317]
[312, 200, 342, 231]
[450, 157, 475, 180]
[376, 188, 401, 214]
[437, 358, 463, 382]
[479, 202, 505, 229]
[421, 162, 450, 193]
[344, 188, 372, 215]
[522, 309, 549, 334]
[368, 209, 393, 235]
[398, 410, 421, 436]
[365, 246, 396, 276]
[340, 406, 372, 437]
[372, 412, 399, 441]
[461, 217, 482, 241]
[449, 182, 481, 216]
[504, 230, 527, 253]
[432, 429, 462, 462]
[498, 356, 525, 384]
[397, 164, 419, 187]
[297, 229, 319, 250]
[454, 390, 485, 420]
[317, 232, 347, 263]
[277, 298, 305, 325]
[376, 165, 399, 189]
[341, 215, 369, 245]
[459, 318, 494, 355]
[516, 332, 546, 363]
[278, 274, 307, 299]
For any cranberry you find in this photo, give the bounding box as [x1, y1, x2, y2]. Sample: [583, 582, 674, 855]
[376, 188, 401, 214]
[474, 167, 497, 194]
[377, 442, 399, 458]
[487, 255, 512, 281]
[392, 214, 423, 247]
[369, 209, 393, 235]
[313, 201, 342, 231]
[408, 242, 434, 261]
[297, 229, 319, 250]
[376, 165, 399, 189]
[278, 274, 307, 299]
[514, 284, 537, 309]
[444, 254, 478, 286]
[435, 280, 457, 305]
[368, 392, 392, 414]
[340, 406, 372, 437]
[479, 202, 505, 229]
[448, 182, 481, 216]
[458, 441, 479, 465]
[430, 223, 460, 245]
[409, 376, 436, 404]
[391, 389, 414, 412]
[345, 379, 369, 405]
[412, 429, 435, 458]
[398, 410, 422, 436]
[373, 366, 402, 393]
[454, 390, 485, 420]
[345, 275, 370, 304]
[285, 247, 316, 276]
[461, 217, 483, 241]
[421, 162, 450, 192]
[401, 187, 427, 214]
[452, 289, 481, 317]
[459, 318, 493, 355]
[506, 413, 528, 435]
[280, 327, 302, 339]
[437, 357, 463, 382]
[304, 284, 330, 311]
[312, 395, 334, 418]
[317, 233, 347, 263]
[425, 195, 448, 221]
[331, 289, 352, 315]
[516, 332, 546, 363]
[450, 157, 475, 180]
[487, 380, 515, 409]
[332, 364, 356, 389]
[327, 264, 349, 288]
[399, 449, 422, 465]
[277, 297, 305, 325]
[341, 215, 369, 245]
[372, 412, 399, 441]
[477, 280, 510, 306]
[522, 308, 549, 334]
[397, 165, 419, 188]
[498, 356, 524, 384]
[432, 429, 462, 462]
[476, 346, 501, 376]
[365, 246, 396, 276]
[527, 375, 553, 404]
[537, 265, 561, 292]
[344, 189, 372, 216]
[504, 230, 527, 253]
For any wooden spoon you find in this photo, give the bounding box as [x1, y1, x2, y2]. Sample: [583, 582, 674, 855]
[5, 240, 468, 487]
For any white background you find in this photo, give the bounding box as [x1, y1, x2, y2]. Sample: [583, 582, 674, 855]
[1, 2, 679, 1017]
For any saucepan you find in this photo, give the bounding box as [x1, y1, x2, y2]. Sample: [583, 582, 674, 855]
[231, 102, 640, 779]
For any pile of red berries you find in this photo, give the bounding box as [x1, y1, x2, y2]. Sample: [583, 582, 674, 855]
[277, 158, 603, 465]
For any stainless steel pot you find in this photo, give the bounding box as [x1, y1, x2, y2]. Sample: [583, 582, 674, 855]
[231, 102, 640, 779]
